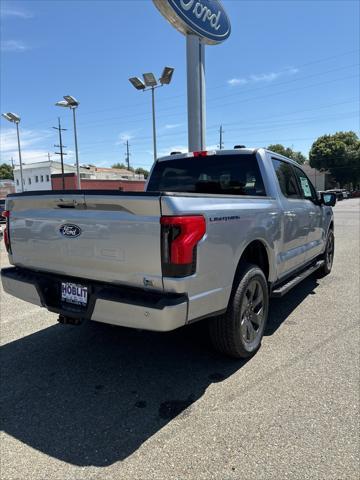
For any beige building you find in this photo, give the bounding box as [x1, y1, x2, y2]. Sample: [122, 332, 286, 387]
[81, 166, 145, 181]
[0, 180, 15, 197]
[301, 164, 332, 191]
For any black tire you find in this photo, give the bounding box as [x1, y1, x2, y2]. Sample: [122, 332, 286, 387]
[209, 262, 269, 359]
[317, 229, 335, 277]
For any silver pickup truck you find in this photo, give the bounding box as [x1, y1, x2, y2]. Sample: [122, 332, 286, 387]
[1, 148, 336, 358]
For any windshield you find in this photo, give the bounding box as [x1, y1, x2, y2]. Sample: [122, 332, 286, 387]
[147, 154, 266, 196]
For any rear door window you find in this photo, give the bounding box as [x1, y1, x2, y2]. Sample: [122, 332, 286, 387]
[272, 158, 301, 199]
[147, 154, 266, 196]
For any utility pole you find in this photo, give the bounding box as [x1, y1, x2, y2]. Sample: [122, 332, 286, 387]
[219, 125, 224, 150]
[11, 157, 14, 170]
[53, 117, 67, 190]
[125, 140, 131, 171]
[47, 152, 51, 161]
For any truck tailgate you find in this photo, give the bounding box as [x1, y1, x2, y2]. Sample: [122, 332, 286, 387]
[7, 192, 163, 289]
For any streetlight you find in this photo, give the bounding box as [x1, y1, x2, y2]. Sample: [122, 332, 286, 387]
[55, 95, 81, 189]
[129, 66, 174, 162]
[1, 112, 24, 192]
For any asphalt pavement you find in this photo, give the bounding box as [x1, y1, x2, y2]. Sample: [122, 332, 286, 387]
[0, 198, 359, 480]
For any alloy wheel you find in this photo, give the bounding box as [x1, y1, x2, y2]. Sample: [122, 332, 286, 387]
[240, 279, 265, 345]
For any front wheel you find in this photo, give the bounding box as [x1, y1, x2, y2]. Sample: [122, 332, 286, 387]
[317, 229, 335, 277]
[209, 263, 269, 359]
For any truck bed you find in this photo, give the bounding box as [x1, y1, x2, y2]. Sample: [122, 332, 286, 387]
[6, 190, 164, 290]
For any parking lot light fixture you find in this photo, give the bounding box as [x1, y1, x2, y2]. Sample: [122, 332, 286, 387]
[129, 77, 146, 90]
[55, 95, 81, 189]
[55, 100, 69, 108]
[129, 67, 175, 162]
[1, 112, 24, 192]
[142, 72, 158, 88]
[2, 112, 21, 123]
[159, 66, 174, 85]
[63, 95, 80, 107]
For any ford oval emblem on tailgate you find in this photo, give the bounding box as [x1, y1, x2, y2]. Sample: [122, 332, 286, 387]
[59, 224, 82, 238]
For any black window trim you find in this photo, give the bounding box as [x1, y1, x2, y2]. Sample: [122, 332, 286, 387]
[148, 152, 268, 197]
[271, 156, 302, 200]
[291, 163, 319, 203]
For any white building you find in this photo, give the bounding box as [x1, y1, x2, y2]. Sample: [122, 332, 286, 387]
[13, 162, 144, 192]
[13, 161, 77, 193]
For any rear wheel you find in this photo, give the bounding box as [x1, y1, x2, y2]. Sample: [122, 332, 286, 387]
[209, 263, 269, 358]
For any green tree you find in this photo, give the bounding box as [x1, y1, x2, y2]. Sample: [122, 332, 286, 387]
[267, 144, 306, 164]
[0, 163, 14, 179]
[309, 131, 360, 186]
[112, 162, 134, 172]
[135, 167, 150, 179]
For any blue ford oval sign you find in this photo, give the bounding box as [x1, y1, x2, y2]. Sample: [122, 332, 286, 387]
[153, 0, 231, 45]
[59, 224, 82, 238]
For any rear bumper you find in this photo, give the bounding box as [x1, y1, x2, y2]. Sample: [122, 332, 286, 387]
[1, 267, 188, 332]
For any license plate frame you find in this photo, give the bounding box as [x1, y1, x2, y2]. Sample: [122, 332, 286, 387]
[61, 282, 88, 307]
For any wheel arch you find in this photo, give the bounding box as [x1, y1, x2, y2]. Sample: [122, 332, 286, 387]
[232, 239, 274, 290]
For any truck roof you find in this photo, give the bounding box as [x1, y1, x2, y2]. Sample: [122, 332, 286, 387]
[157, 147, 258, 162]
[157, 147, 304, 170]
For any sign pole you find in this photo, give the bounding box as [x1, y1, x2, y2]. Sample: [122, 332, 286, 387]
[186, 34, 206, 151]
[152, 0, 231, 152]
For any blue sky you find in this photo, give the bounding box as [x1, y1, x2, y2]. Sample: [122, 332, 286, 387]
[1, 0, 359, 171]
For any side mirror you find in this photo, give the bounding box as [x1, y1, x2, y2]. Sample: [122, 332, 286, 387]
[321, 192, 336, 207]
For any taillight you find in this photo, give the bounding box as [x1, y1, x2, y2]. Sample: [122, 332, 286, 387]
[2, 210, 11, 253]
[161, 215, 206, 277]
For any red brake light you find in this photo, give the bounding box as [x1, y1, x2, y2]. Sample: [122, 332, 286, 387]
[193, 151, 208, 157]
[3, 210, 11, 253]
[161, 215, 206, 277]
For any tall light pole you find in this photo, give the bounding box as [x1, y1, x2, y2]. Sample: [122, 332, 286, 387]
[55, 95, 81, 189]
[1, 112, 24, 192]
[129, 67, 174, 163]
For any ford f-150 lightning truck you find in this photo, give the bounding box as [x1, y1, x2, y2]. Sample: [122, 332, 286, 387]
[1, 148, 336, 358]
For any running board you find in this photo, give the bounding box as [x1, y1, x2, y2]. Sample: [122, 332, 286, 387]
[271, 260, 325, 298]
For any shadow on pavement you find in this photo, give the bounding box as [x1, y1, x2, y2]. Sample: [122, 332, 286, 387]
[0, 321, 243, 467]
[266, 275, 319, 335]
[1, 275, 319, 467]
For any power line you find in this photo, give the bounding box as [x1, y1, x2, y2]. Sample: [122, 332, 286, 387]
[206, 74, 359, 111]
[73, 49, 359, 117]
[20, 49, 360, 130]
[207, 63, 359, 106]
[57, 72, 357, 134]
[73, 109, 359, 151]
[72, 64, 359, 129]
[62, 97, 358, 141]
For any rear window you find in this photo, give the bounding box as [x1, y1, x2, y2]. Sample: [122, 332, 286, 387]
[147, 154, 266, 196]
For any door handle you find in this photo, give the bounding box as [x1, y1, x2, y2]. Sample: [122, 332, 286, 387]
[284, 211, 296, 218]
[57, 199, 86, 209]
[309, 211, 316, 216]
